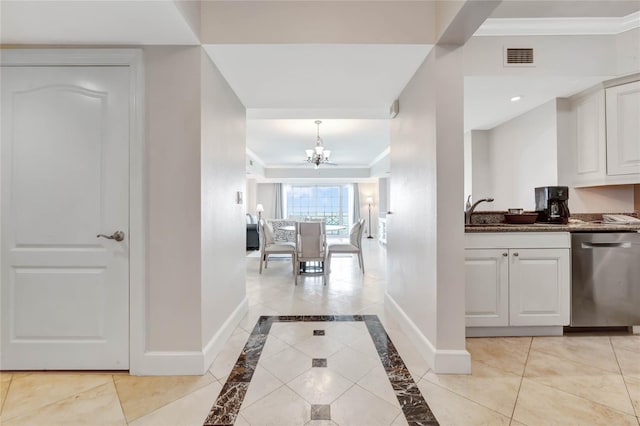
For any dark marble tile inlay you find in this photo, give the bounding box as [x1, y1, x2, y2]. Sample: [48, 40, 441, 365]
[312, 358, 327, 368]
[363, 315, 439, 425]
[203, 315, 439, 426]
[311, 404, 331, 420]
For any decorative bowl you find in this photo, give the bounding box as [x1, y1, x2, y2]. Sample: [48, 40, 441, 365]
[504, 213, 538, 224]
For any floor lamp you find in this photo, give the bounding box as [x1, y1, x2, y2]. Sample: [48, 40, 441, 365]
[366, 197, 374, 239]
[256, 203, 264, 222]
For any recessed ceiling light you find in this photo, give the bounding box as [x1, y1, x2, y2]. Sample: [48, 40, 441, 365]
[510, 95, 522, 102]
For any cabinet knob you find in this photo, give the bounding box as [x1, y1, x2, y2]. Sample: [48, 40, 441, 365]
[502, 253, 508, 257]
[513, 252, 519, 257]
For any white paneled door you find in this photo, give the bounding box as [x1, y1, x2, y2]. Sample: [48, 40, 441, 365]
[1, 66, 130, 370]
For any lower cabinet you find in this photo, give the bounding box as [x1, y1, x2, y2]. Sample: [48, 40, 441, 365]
[465, 249, 509, 327]
[465, 233, 571, 329]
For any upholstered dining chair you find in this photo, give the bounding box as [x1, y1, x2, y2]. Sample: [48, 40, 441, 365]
[258, 219, 296, 275]
[326, 218, 366, 274]
[295, 221, 327, 285]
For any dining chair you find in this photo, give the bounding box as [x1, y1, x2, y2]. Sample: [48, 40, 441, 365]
[295, 221, 327, 285]
[258, 219, 296, 275]
[326, 218, 366, 274]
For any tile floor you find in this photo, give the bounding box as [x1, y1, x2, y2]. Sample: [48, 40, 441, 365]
[0, 239, 639, 425]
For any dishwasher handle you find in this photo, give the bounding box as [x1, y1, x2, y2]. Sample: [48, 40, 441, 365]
[581, 242, 632, 249]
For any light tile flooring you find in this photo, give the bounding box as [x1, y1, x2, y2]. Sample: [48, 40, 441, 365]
[1, 240, 639, 425]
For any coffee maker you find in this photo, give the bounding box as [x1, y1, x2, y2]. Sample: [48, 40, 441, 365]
[535, 186, 570, 224]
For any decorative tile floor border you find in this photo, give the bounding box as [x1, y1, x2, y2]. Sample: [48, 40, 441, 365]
[203, 315, 439, 426]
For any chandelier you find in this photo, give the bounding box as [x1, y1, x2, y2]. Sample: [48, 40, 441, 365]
[305, 120, 331, 169]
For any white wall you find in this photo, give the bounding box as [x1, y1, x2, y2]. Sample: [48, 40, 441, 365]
[464, 34, 619, 77]
[472, 96, 636, 214]
[144, 46, 247, 373]
[378, 177, 389, 217]
[469, 130, 492, 203]
[246, 178, 257, 217]
[464, 131, 472, 204]
[616, 28, 640, 75]
[256, 183, 278, 219]
[388, 45, 469, 373]
[200, 1, 436, 44]
[488, 99, 558, 211]
[200, 50, 247, 352]
[145, 46, 203, 352]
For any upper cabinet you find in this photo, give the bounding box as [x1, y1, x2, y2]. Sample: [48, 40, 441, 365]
[606, 81, 640, 176]
[572, 89, 607, 185]
[570, 79, 640, 187]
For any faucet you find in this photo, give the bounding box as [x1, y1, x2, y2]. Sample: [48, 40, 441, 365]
[465, 197, 494, 224]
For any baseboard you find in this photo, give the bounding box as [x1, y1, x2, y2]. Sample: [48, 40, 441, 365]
[133, 298, 248, 376]
[385, 293, 470, 374]
[466, 326, 563, 337]
[202, 297, 249, 371]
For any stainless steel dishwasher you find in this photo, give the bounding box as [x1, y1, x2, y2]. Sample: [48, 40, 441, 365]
[571, 232, 640, 327]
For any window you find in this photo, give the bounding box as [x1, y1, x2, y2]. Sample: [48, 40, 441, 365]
[284, 184, 352, 236]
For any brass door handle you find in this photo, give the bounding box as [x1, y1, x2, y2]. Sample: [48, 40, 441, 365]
[97, 231, 125, 242]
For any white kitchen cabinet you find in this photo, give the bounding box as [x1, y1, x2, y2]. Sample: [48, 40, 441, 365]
[572, 90, 607, 185]
[508, 248, 570, 327]
[465, 249, 509, 327]
[569, 79, 640, 187]
[606, 81, 640, 176]
[464, 233, 571, 331]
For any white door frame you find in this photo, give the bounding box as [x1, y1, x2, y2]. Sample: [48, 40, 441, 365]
[1, 49, 146, 374]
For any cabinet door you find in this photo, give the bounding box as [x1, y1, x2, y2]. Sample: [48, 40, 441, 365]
[465, 249, 509, 327]
[573, 90, 607, 184]
[509, 249, 570, 326]
[606, 81, 640, 176]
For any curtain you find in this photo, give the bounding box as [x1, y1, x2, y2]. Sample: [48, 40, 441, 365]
[275, 183, 284, 219]
[352, 183, 360, 223]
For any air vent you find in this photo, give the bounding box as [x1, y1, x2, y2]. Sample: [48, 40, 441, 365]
[504, 48, 535, 67]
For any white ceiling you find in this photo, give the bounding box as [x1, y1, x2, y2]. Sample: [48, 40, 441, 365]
[489, 0, 640, 18]
[464, 75, 613, 131]
[204, 44, 433, 111]
[2, 1, 638, 172]
[204, 44, 431, 169]
[0, 0, 199, 45]
[247, 119, 390, 168]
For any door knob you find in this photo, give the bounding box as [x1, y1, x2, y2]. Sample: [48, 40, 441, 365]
[513, 252, 519, 257]
[97, 231, 125, 242]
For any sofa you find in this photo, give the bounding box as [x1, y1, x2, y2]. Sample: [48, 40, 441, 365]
[246, 214, 259, 250]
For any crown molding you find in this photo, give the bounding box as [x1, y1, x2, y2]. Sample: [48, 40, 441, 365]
[368, 147, 390, 168]
[475, 11, 640, 36]
[247, 107, 389, 120]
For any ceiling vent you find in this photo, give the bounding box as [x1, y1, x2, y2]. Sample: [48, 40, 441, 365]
[504, 48, 535, 67]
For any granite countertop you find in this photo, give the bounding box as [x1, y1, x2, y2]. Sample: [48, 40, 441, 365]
[466, 211, 640, 233]
[465, 222, 640, 233]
